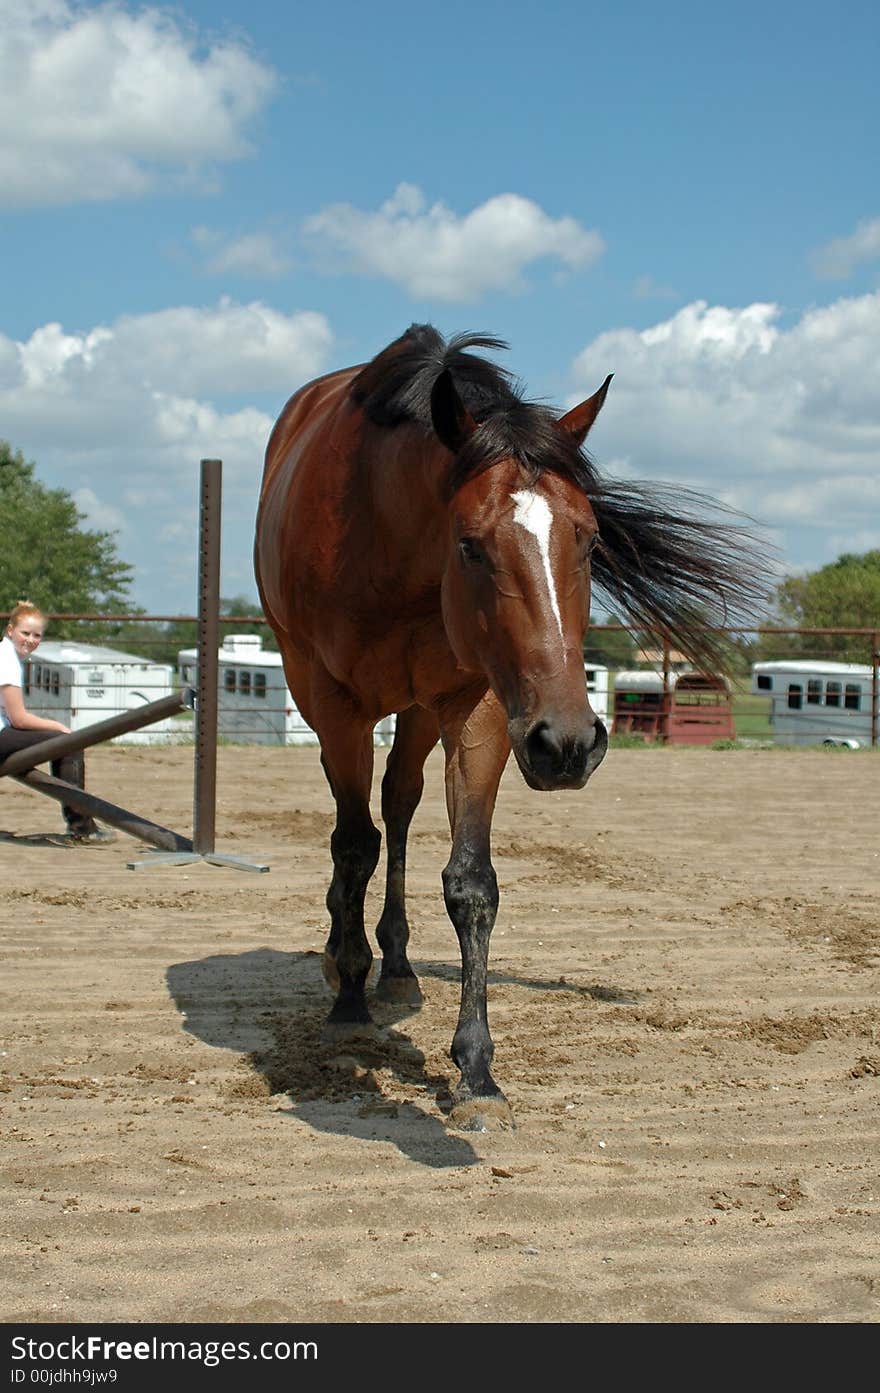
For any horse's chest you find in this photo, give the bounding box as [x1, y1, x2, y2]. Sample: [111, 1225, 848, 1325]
[334, 612, 460, 712]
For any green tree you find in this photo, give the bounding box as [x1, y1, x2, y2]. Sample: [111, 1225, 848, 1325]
[584, 613, 636, 670]
[0, 442, 134, 628]
[140, 596, 277, 667]
[760, 551, 880, 664]
[218, 594, 277, 651]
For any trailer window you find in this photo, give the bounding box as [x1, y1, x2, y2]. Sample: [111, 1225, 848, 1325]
[239, 670, 251, 696]
[24, 663, 31, 695]
[756, 674, 772, 691]
[825, 681, 841, 708]
[52, 671, 60, 695]
[254, 673, 266, 699]
[845, 684, 861, 711]
[224, 668, 236, 693]
[807, 680, 821, 704]
[32, 664, 41, 690]
[787, 684, 802, 710]
[42, 667, 51, 690]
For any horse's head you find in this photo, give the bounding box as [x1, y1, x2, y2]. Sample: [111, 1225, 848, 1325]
[432, 371, 612, 792]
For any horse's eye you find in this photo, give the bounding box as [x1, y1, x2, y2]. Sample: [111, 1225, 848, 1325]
[459, 537, 482, 564]
[579, 530, 599, 558]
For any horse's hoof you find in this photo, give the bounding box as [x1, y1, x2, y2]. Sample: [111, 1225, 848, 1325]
[321, 1018, 381, 1045]
[450, 1092, 515, 1133]
[374, 974, 423, 1007]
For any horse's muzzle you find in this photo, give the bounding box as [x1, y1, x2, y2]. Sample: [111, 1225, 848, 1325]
[515, 716, 608, 791]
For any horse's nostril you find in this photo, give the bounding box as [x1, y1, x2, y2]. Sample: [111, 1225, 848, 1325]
[525, 720, 575, 785]
[526, 721, 559, 764]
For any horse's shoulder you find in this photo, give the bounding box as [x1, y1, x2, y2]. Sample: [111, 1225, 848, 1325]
[268, 367, 359, 456]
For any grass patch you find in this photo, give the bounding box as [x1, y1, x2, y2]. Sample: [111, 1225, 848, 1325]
[608, 731, 665, 749]
[731, 683, 773, 739]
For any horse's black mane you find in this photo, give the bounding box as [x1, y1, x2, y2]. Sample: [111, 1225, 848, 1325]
[351, 323, 517, 428]
[350, 324, 771, 672]
[350, 323, 590, 492]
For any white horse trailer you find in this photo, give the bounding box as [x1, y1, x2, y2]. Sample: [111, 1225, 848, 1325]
[23, 641, 176, 745]
[584, 663, 609, 722]
[751, 660, 878, 748]
[177, 634, 396, 747]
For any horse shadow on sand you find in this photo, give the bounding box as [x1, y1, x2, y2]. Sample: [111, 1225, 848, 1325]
[165, 948, 640, 1169]
[166, 947, 478, 1169]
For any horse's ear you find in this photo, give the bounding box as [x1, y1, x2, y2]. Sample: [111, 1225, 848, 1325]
[558, 374, 613, 446]
[430, 369, 478, 454]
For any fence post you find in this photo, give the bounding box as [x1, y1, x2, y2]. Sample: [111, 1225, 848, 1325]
[193, 459, 221, 854]
[661, 638, 671, 743]
[126, 458, 268, 872]
[872, 632, 879, 749]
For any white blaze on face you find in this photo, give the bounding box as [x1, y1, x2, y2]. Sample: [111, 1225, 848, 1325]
[510, 489, 564, 640]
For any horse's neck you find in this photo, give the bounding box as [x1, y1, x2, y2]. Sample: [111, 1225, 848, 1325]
[361, 425, 450, 577]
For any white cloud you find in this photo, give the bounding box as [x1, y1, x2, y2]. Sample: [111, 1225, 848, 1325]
[72, 485, 128, 535]
[811, 216, 880, 279]
[760, 476, 880, 520]
[0, 1, 277, 208]
[569, 293, 880, 570]
[6, 300, 332, 414]
[0, 300, 334, 608]
[303, 183, 605, 301]
[191, 227, 292, 278]
[827, 529, 880, 556]
[632, 275, 679, 301]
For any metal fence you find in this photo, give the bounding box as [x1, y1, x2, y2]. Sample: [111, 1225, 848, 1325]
[23, 615, 880, 748]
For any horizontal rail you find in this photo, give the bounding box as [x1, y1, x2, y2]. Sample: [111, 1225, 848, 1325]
[31, 615, 880, 637]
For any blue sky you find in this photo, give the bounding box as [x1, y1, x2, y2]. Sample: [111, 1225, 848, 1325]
[2, 0, 878, 615]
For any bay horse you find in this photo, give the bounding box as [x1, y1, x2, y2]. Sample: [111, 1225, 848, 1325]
[255, 324, 763, 1130]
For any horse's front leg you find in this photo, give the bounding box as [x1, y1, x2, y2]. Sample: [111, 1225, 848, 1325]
[375, 704, 440, 1006]
[439, 689, 513, 1131]
[315, 709, 381, 1033]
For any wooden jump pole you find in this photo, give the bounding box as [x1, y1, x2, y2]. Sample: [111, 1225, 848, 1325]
[16, 770, 194, 853]
[0, 692, 188, 778]
[0, 691, 194, 850]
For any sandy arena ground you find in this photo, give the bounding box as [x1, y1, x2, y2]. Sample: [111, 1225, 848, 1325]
[1, 742, 878, 1324]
